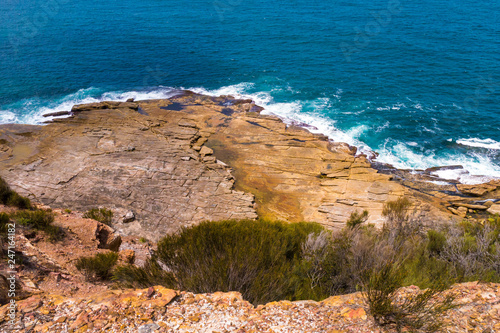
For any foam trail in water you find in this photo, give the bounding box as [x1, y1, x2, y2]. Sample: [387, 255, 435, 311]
[456, 138, 500, 150]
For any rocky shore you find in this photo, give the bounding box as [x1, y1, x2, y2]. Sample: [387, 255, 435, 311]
[1, 91, 498, 240]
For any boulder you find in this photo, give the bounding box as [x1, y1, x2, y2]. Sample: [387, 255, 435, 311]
[123, 211, 135, 223]
[457, 183, 498, 197]
[96, 224, 122, 251]
[487, 204, 500, 215]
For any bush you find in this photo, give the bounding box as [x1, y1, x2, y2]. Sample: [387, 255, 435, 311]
[83, 208, 113, 225]
[44, 224, 65, 242]
[0, 213, 10, 238]
[427, 230, 447, 255]
[346, 210, 369, 229]
[113, 259, 174, 288]
[10, 209, 63, 242]
[0, 177, 31, 209]
[364, 262, 455, 333]
[382, 197, 424, 249]
[75, 252, 119, 281]
[114, 219, 324, 305]
[12, 210, 54, 229]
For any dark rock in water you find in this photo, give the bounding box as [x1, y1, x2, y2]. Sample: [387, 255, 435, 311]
[289, 120, 318, 130]
[43, 111, 71, 118]
[232, 98, 253, 105]
[71, 101, 139, 113]
[425, 165, 464, 174]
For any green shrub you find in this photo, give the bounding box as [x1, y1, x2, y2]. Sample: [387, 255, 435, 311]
[11, 210, 54, 229]
[381, 197, 424, 247]
[346, 210, 369, 229]
[364, 262, 455, 333]
[427, 230, 447, 255]
[83, 208, 113, 225]
[6, 192, 31, 209]
[10, 209, 64, 242]
[113, 259, 175, 288]
[114, 219, 323, 305]
[0, 177, 31, 209]
[0, 213, 10, 238]
[75, 252, 119, 281]
[382, 197, 411, 224]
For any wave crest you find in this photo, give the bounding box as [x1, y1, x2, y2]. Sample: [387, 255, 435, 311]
[456, 138, 500, 150]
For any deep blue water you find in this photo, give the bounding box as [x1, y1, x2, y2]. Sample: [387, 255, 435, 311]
[0, 0, 499, 183]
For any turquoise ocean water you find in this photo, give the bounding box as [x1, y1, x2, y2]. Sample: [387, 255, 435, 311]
[0, 0, 499, 184]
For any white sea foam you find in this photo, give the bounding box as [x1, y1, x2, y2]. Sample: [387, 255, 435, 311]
[0, 86, 179, 125]
[376, 141, 500, 184]
[456, 138, 500, 150]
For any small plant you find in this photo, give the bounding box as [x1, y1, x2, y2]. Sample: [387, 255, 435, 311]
[346, 210, 369, 229]
[10, 209, 64, 242]
[11, 210, 54, 229]
[0, 177, 31, 209]
[83, 208, 113, 225]
[0, 213, 10, 238]
[364, 263, 455, 333]
[427, 230, 447, 255]
[113, 259, 175, 288]
[75, 252, 119, 281]
[382, 197, 424, 247]
[139, 237, 148, 243]
[64, 209, 72, 214]
[382, 197, 412, 228]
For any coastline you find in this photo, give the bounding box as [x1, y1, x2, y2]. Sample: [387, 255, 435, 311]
[0, 91, 499, 239]
[25, 87, 500, 187]
[2, 86, 499, 186]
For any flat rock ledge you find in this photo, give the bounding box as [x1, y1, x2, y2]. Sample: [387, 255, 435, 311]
[1, 282, 499, 332]
[0, 92, 498, 240]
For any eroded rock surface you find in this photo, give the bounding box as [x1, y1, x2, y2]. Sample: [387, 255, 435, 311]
[1, 282, 499, 332]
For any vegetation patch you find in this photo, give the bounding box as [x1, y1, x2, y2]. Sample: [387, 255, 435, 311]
[365, 263, 455, 333]
[114, 219, 324, 305]
[0, 177, 31, 209]
[76, 252, 119, 281]
[10, 209, 64, 242]
[83, 208, 113, 225]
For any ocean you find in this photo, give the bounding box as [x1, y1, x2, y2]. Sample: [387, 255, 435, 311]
[0, 0, 499, 184]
